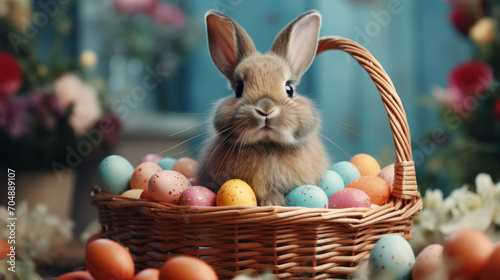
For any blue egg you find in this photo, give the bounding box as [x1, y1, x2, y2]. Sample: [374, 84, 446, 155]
[157, 157, 177, 170]
[318, 170, 344, 197]
[97, 155, 134, 195]
[330, 161, 361, 186]
[285, 185, 328, 208]
[369, 234, 415, 280]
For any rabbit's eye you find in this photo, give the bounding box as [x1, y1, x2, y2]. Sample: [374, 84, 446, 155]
[235, 80, 244, 98]
[285, 82, 293, 98]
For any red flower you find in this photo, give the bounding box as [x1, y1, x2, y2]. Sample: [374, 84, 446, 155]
[449, 7, 477, 36]
[0, 52, 22, 100]
[449, 60, 493, 97]
[494, 98, 500, 120]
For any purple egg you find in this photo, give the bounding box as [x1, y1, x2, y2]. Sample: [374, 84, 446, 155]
[139, 153, 162, 164]
[178, 186, 216, 206]
[328, 188, 371, 209]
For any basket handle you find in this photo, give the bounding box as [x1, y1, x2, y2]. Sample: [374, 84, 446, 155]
[316, 36, 419, 201]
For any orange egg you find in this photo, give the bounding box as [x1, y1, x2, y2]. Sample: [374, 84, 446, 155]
[85, 233, 102, 248]
[131, 162, 162, 190]
[478, 242, 500, 280]
[443, 229, 494, 280]
[0, 239, 10, 260]
[172, 157, 198, 179]
[349, 153, 381, 177]
[56, 271, 94, 280]
[134, 268, 160, 280]
[159, 255, 217, 280]
[412, 244, 443, 280]
[86, 239, 135, 280]
[216, 179, 257, 206]
[346, 176, 390, 205]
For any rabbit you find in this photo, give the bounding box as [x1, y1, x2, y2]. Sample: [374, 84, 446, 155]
[196, 10, 330, 206]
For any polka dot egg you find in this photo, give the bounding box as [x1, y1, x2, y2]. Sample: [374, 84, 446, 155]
[97, 155, 134, 195]
[330, 161, 361, 186]
[369, 234, 415, 280]
[216, 179, 257, 206]
[130, 162, 162, 190]
[285, 185, 328, 209]
[148, 170, 191, 204]
[179, 186, 216, 206]
[328, 188, 371, 209]
[318, 170, 344, 197]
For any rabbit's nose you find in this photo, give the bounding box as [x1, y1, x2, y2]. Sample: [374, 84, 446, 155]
[255, 108, 273, 117]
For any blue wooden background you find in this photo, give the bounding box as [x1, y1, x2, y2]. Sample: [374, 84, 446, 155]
[163, 0, 470, 167]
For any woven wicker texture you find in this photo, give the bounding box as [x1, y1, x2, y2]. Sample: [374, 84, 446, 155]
[92, 36, 422, 280]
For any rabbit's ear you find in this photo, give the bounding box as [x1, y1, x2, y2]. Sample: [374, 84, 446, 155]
[270, 11, 321, 80]
[206, 10, 256, 81]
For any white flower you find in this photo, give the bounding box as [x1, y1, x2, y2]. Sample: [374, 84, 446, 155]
[54, 73, 102, 136]
[424, 189, 443, 209]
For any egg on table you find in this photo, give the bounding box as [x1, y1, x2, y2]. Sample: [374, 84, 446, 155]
[179, 186, 216, 206]
[346, 176, 391, 205]
[285, 185, 328, 209]
[412, 244, 444, 280]
[328, 188, 371, 209]
[318, 170, 344, 197]
[86, 239, 134, 280]
[369, 234, 415, 280]
[330, 161, 361, 186]
[148, 170, 192, 204]
[97, 155, 134, 195]
[159, 255, 217, 280]
[130, 162, 162, 190]
[216, 179, 257, 206]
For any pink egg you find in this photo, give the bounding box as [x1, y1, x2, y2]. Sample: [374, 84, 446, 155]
[148, 170, 191, 203]
[178, 186, 216, 206]
[412, 244, 444, 280]
[130, 162, 162, 190]
[378, 163, 395, 193]
[328, 188, 371, 209]
[139, 153, 162, 164]
[172, 157, 198, 179]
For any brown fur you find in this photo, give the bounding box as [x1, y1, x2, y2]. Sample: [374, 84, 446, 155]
[198, 10, 328, 206]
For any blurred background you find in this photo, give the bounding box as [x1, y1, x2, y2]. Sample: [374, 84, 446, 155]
[1, 0, 500, 277]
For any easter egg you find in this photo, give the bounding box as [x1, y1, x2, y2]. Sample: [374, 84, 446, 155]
[479, 243, 500, 280]
[285, 185, 328, 209]
[328, 188, 371, 209]
[97, 155, 134, 195]
[369, 234, 415, 280]
[349, 153, 381, 177]
[140, 189, 155, 201]
[379, 163, 395, 193]
[443, 229, 494, 280]
[179, 186, 216, 206]
[56, 271, 94, 280]
[86, 239, 134, 280]
[135, 268, 160, 280]
[139, 153, 162, 164]
[172, 157, 198, 179]
[157, 157, 177, 170]
[318, 170, 344, 197]
[412, 244, 443, 280]
[148, 170, 191, 204]
[330, 161, 361, 186]
[159, 255, 217, 280]
[216, 179, 257, 206]
[130, 162, 162, 190]
[121, 189, 144, 199]
[346, 176, 390, 206]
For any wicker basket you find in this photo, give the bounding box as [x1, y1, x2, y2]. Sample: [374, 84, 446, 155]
[91, 36, 422, 280]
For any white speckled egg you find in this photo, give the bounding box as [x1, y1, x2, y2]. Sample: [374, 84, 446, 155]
[330, 161, 361, 186]
[148, 170, 191, 204]
[130, 162, 162, 190]
[328, 188, 371, 209]
[369, 234, 415, 280]
[285, 185, 328, 209]
[318, 170, 344, 197]
[97, 155, 134, 195]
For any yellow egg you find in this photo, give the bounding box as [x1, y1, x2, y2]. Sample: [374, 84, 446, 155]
[349, 153, 381, 177]
[216, 179, 257, 206]
[121, 189, 144, 199]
